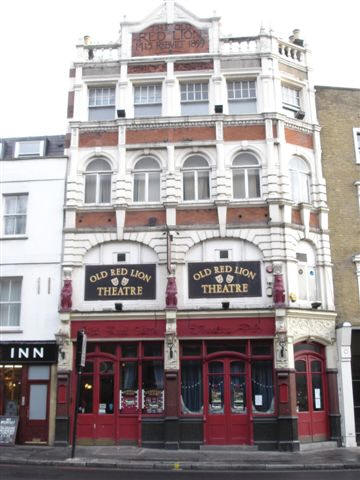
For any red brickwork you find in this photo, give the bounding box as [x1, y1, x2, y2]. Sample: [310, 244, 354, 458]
[177, 208, 218, 225]
[125, 210, 166, 227]
[285, 128, 313, 148]
[126, 126, 216, 144]
[174, 60, 213, 71]
[309, 212, 320, 228]
[292, 208, 302, 225]
[79, 131, 118, 147]
[128, 63, 166, 74]
[227, 207, 269, 224]
[223, 125, 266, 141]
[76, 211, 116, 228]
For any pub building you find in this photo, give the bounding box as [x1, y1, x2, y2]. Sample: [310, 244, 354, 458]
[56, 1, 340, 450]
[0, 342, 58, 444]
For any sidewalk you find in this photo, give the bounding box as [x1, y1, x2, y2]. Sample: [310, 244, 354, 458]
[1, 444, 360, 471]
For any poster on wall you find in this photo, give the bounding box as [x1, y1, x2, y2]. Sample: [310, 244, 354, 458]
[85, 264, 156, 300]
[188, 261, 262, 298]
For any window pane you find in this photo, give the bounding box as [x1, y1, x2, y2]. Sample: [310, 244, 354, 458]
[182, 342, 201, 356]
[86, 159, 111, 171]
[134, 173, 145, 202]
[296, 374, 309, 411]
[28, 366, 50, 380]
[79, 375, 93, 413]
[0, 304, 9, 326]
[29, 384, 47, 420]
[9, 304, 20, 326]
[4, 217, 15, 235]
[181, 360, 203, 414]
[99, 376, 114, 414]
[100, 361, 114, 374]
[89, 106, 115, 121]
[5, 196, 17, 214]
[183, 171, 195, 200]
[197, 171, 210, 199]
[231, 363, 246, 413]
[0, 279, 10, 301]
[122, 344, 138, 358]
[209, 362, 224, 414]
[121, 362, 138, 390]
[233, 170, 245, 198]
[142, 360, 164, 413]
[144, 343, 162, 357]
[148, 172, 160, 202]
[248, 169, 260, 198]
[312, 374, 324, 410]
[85, 175, 96, 203]
[252, 360, 274, 413]
[15, 216, 26, 235]
[99, 174, 111, 203]
[17, 196, 27, 214]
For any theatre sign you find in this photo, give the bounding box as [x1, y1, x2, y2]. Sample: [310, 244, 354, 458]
[188, 262, 262, 298]
[85, 265, 156, 300]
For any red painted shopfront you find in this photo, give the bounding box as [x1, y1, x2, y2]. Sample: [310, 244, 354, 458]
[70, 316, 278, 446]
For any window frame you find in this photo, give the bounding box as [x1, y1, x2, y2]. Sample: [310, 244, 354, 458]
[0, 277, 22, 328]
[232, 153, 261, 200]
[180, 82, 209, 116]
[88, 86, 116, 121]
[227, 79, 257, 114]
[182, 155, 211, 202]
[296, 246, 318, 304]
[133, 157, 161, 203]
[353, 128, 360, 164]
[282, 84, 301, 115]
[289, 156, 311, 204]
[14, 141, 45, 158]
[3, 193, 28, 236]
[84, 158, 112, 205]
[133, 84, 162, 118]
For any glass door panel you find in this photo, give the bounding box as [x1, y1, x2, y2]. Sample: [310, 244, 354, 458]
[29, 384, 47, 420]
[230, 361, 246, 413]
[208, 361, 224, 414]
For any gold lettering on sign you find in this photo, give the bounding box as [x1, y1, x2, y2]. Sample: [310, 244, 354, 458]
[97, 286, 144, 297]
[201, 284, 249, 294]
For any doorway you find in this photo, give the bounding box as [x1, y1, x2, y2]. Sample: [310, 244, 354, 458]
[295, 343, 329, 442]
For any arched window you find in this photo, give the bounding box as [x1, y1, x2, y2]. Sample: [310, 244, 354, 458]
[232, 153, 261, 199]
[84, 158, 112, 204]
[296, 241, 318, 302]
[133, 157, 161, 202]
[182, 155, 210, 201]
[290, 157, 310, 204]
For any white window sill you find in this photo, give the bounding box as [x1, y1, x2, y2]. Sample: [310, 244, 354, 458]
[0, 235, 28, 240]
[0, 327, 22, 333]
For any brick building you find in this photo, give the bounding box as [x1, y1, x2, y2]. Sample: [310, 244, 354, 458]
[316, 86, 360, 446]
[55, 1, 339, 450]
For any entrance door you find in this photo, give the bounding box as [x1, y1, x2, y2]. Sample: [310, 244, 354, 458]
[22, 365, 50, 443]
[206, 358, 250, 445]
[295, 353, 328, 442]
[77, 357, 116, 444]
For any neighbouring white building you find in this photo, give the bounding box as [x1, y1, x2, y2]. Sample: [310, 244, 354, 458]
[0, 135, 67, 445]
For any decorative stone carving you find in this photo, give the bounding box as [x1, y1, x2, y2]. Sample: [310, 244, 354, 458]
[55, 327, 72, 372]
[275, 332, 289, 368]
[165, 332, 179, 371]
[287, 316, 335, 345]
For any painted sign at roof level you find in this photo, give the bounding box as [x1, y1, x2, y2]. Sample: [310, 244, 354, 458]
[132, 23, 209, 56]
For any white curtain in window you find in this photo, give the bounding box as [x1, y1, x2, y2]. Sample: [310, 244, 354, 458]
[148, 173, 160, 202]
[233, 170, 245, 198]
[183, 171, 195, 200]
[248, 169, 260, 198]
[85, 175, 96, 203]
[134, 173, 145, 202]
[99, 174, 111, 203]
[198, 171, 210, 199]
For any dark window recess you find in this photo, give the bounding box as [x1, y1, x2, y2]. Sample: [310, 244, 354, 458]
[182, 342, 202, 356]
[144, 342, 162, 357]
[296, 253, 307, 262]
[121, 344, 138, 358]
[219, 250, 229, 259]
[86, 343, 96, 353]
[117, 253, 126, 262]
[251, 341, 272, 356]
[294, 343, 322, 354]
[207, 341, 246, 355]
[100, 343, 117, 355]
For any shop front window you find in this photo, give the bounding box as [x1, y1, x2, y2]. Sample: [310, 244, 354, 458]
[120, 361, 138, 411]
[231, 361, 246, 413]
[99, 361, 114, 414]
[0, 365, 22, 416]
[79, 361, 94, 413]
[181, 360, 203, 414]
[142, 360, 164, 414]
[251, 360, 274, 413]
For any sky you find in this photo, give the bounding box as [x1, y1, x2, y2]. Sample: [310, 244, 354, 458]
[1, 0, 359, 138]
